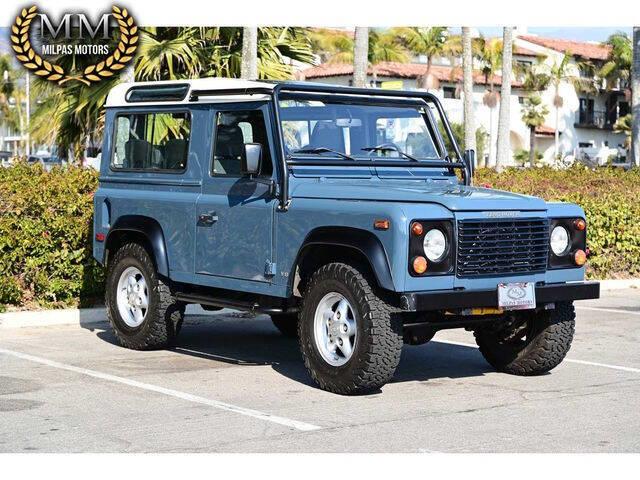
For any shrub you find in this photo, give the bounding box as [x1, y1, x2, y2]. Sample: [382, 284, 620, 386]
[0, 162, 638, 310]
[476, 165, 640, 279]
[0, 161, 103, 309]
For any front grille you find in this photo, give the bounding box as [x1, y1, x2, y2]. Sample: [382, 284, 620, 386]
[456, 218, 549, 278]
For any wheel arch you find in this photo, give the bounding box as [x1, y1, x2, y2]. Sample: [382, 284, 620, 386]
[292, 226, 395, 294]
[104, 215, 169, 277]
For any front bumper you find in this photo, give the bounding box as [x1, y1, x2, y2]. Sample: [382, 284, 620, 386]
[400, 281, 600, 312]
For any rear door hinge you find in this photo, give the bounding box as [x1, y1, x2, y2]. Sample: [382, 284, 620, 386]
[264, 261, 277, 277]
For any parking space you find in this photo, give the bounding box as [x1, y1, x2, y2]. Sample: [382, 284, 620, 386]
[1, 289, 639, 453]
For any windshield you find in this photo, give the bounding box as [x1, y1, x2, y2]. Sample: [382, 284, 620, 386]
[279, 98, 441, 161]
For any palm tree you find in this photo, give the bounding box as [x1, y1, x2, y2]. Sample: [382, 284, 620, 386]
[521, 94, 549, 168]
[392, 27, 456, 91]
[30, 27, 315, 159]
[353, 27, 369, 88]
[313, 29, 408, 84]
[545, 53, 573, 160]
[614, 113, 632, 150]
[477, 37, 503, 167]
[461, 27, 476, 162]
[519, 61, 551, 168]
[496, 27, 514, 172]
[599, 32, 632, 92]
[241, 27, 258, 79]
[632, 27, 640, 167]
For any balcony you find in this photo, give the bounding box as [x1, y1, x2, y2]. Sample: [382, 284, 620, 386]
[574, 110, 615, 130]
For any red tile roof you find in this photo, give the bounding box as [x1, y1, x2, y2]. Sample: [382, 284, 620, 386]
[518, 35, 610, 61]
[535, 125, 557, 136]
[300, 62, 523, 88]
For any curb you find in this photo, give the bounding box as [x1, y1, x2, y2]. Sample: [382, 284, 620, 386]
[0, 304, 229, 330]
[599, 279, 640, 291]
[1, 280, 639, 329]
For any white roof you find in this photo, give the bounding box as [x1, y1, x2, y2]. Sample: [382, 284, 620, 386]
[105, 78, 276, 107]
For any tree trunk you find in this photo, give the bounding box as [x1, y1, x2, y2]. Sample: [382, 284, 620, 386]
[632, 27, 640, 167]
[529, 126, 536, 168]
[240, 27, 258, 80]
[496, 27, 513, 173]
[554, 87, 560, 161]
[353, 27, 369, 88]
[462, 27, 476, 156]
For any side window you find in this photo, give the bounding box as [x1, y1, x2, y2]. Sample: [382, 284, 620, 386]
[111, 112, 190, 171]
[212, 110, 273, 176]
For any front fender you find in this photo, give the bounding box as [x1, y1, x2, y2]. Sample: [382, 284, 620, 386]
[297, 227, 395, 291]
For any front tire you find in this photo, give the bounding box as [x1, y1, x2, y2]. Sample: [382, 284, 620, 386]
[106, 243, 184, 350]
[474, 302, 576, 375]
[298, 263, 403, 395]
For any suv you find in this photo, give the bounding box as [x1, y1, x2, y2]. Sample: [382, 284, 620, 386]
[94, 79, 599, 395]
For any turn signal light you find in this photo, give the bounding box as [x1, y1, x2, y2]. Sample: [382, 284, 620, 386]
[374, 219, 390, 230]
[573, 218, 586, 231]
[95, 233, 105, 242]
[574, 249, 587, 266]
[413, 256, 428, 274]
[411, 222, 424, 236]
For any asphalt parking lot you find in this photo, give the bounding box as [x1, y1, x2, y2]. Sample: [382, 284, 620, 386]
[1, 288, 639, 453]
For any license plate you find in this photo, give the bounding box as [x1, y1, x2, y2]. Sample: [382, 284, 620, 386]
[497, 282, 536, 310]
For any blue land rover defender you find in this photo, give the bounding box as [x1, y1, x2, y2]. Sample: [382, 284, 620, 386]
[93, 79, 600, 395]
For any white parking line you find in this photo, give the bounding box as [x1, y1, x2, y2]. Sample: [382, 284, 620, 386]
[434, 339, 640, 374]
[575, 306, 640, 316]
[0, 347, 322, 432]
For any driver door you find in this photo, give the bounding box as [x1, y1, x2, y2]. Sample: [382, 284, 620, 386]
[195, 103, 277, 283]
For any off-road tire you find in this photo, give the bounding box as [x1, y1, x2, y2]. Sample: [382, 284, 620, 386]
[106, 242, 185, 350]
[474, 301, 576, 375]
[270, 313, 299, 338]
[298, 262, 403, 395]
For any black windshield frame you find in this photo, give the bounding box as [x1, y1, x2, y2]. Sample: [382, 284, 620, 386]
[188, 82, 469, 209]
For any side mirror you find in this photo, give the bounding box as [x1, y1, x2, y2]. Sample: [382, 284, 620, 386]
[242, 143, 262, 176]
[463, 149, 475, 182]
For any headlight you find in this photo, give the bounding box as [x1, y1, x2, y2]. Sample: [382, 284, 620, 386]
[423, 228, 447, 262]
[550, 225, 570, 256]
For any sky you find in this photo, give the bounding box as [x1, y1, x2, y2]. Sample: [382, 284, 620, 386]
[471, 27, 632, 42]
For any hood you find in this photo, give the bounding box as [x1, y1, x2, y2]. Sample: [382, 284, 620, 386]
[290, 179, 547, 211]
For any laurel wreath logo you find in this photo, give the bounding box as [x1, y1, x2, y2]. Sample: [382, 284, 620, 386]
[10, 5, 138, 86]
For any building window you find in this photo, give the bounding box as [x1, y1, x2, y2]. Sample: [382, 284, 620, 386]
[518, 96, 526, 105]
[443, 86, 456, 99]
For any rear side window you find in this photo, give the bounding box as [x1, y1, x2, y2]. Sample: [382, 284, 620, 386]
[111, 112, 190, 171]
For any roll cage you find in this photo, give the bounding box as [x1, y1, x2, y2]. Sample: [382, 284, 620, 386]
[188, 82, 470, 210]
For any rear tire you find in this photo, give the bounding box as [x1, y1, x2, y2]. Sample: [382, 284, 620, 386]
[270, 313, 299, 338]
[474, 302, 575, 375]
[298, 262, 403, 395]
[106, 243, 184, 350]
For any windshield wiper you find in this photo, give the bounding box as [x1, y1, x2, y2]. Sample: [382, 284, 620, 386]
[362, 144, 419, 162]
[292, 147, 356, 161]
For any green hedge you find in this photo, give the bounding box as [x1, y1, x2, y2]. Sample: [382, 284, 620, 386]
[476, 166, 640, 280]
[0, 162, 102, 311]
[0, 163, 638, 310]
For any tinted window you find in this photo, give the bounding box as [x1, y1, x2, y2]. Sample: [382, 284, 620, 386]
[212, 110, 272, 176]
[111, 112, 190, 171]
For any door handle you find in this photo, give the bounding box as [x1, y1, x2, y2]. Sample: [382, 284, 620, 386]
[198, 211, 218, 226]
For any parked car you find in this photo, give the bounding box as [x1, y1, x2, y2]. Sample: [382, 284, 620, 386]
[93, 79, 600, 395]
[0, 151, 12, 168]
[27, 154, 63, 172]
